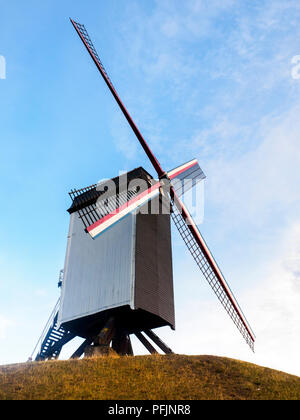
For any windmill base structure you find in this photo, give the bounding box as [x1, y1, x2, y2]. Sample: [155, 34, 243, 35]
[30, 19, 255, 362]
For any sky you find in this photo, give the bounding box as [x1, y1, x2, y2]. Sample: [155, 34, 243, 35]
[0, 0, 300, 376]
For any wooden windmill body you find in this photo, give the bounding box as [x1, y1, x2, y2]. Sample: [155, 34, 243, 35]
[58, 168, 174, 355]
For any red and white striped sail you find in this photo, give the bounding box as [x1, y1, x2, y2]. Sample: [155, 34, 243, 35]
[87, 181, 160, 239]
[167, 158, 206, 197]
[71, 19, 255, 351]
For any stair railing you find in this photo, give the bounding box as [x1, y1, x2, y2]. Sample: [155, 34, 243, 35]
[28, 298, 61, 361]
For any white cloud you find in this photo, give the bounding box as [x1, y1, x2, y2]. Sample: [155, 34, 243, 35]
[0, 55, 6, 80]
[35, 289, 47, 297]
[115, 0, 300, 174]
[199, 103, 300, 230]
[154, 220, 300, 377]
[244, 221, 300, 375]
[0, 315, 12, 340]
[161, 19, 179, 38]
[109, 112, 139, 161]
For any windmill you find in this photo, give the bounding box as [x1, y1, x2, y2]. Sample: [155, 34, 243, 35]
[30, 19, 255, 362]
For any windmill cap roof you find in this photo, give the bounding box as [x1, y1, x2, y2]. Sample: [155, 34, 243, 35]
[67, 166, 154, 214]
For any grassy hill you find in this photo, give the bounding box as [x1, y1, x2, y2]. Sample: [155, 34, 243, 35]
[0, 354, 299, 400]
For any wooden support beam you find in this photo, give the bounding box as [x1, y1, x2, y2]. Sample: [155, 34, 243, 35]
[144, 329, 173, 354]
[112, 331, 134, 356]
[84, 317, 116, 358]
[127, 336, 134, 356]
[95, 317, 115, 346]
[70, 339, 92, 359]
[111, 331, 124, 355]
[135, 332, 158, 355]
[121, 335, 134, 356]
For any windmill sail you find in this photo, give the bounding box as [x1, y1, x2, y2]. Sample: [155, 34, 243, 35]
[70, 19, 164, 178]
[167, 158, 206, 197]
[170, 190, 255, 351]
[87, 181, 161, 239]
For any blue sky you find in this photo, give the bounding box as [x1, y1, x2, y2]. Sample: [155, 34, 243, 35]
[1, 0, 300, 376]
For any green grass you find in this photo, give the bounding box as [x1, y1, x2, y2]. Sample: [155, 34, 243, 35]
[0, 354, 299, 400]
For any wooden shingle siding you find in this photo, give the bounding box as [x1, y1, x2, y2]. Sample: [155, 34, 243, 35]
[135, 213, 175, 329]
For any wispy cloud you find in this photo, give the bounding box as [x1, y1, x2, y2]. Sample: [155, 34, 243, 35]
[0, 55, 6, 79]
[242, 221, 300, 375]
[109, 112, 139, 161]
[155, 220, 300, 376]
[111, 0, 300, 171]
[0, 315, 12, 340]
[201, 103, 300, 231]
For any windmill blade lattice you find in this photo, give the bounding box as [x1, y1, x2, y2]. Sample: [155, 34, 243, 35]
[71, 20, 115, 91]
[170, 200, 255, 351]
